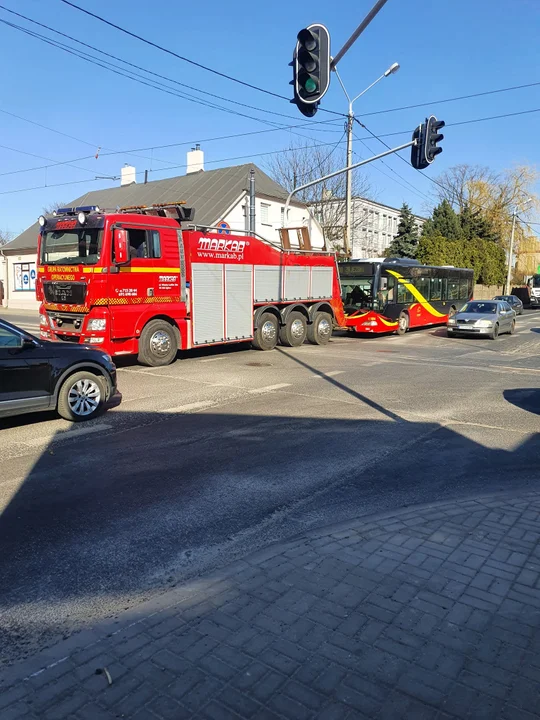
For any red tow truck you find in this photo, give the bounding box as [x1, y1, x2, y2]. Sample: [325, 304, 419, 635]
[37, 203, 350, 366]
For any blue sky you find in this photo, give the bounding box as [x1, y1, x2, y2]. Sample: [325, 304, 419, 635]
[1, 0, 540, 235]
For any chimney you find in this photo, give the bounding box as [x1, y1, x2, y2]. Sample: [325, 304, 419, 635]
[186, 144, 204, 174]
[120, 164, 136, 186]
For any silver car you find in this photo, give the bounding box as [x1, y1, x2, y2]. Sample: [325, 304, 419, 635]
[447, 300, 516, 340]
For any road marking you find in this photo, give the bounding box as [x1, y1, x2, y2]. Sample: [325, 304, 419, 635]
[161, 400, 216, 413]
[200, 357, 227, 363]
[24, 423, 113, 447]
[248, 383, 291, 394]
[311, 370, 345, 378]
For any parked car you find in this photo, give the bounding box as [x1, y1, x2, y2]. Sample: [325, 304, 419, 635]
[0, 318, 119, 422]
[447, 300, 516, 340]
[493, 294, 524, 315]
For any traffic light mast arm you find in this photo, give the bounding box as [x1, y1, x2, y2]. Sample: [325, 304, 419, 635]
[330, 0, 390, 69]
[282, 138, 416, 225]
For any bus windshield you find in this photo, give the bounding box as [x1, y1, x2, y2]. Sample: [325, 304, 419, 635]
[41, 228, 102, 265]
[341, 276, 374, 310]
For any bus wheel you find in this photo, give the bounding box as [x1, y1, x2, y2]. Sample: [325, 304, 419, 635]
[396, 311, 409, 336]
[138, 319, 178, 366]
[280, 311, 307, 347]
[307, 312, 333, 345]
[252, 312, 279, 351]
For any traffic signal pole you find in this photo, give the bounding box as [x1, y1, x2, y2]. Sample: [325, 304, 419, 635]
[330, 0, 391, 69]
[282, 139, 416, 228]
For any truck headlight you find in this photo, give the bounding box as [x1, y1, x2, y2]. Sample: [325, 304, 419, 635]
[87, 318, 107, 331]
[39, 313, 49, 326]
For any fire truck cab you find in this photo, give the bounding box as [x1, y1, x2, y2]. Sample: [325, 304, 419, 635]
[37, 204, 344, 366]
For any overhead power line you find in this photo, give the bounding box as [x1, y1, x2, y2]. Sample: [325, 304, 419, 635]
[58, 0, 341, 117]
[0, 5, 341, 127]
[362, 81, 540, 118]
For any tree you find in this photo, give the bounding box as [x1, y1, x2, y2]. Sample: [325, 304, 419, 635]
[422, 200, 462, 241]
[266, 141, 371, 254]
[386, 203, 419, 258]
[42, 200, 68, 215]
[459, 202, 499, 243]
[0, 229, 14, 246]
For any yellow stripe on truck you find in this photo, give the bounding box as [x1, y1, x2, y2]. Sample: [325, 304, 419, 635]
[386, 270, 446, 318]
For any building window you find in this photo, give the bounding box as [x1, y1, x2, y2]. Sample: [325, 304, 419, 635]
[261, 203, 270, 225]
[280, 207, 285, 226]
[13, 262, 37, 292]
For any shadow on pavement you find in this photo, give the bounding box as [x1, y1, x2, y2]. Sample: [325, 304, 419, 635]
[504, 388, 540, 414]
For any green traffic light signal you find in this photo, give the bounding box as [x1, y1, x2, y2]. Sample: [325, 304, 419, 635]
[304, 77, 317, 94]
[291, 24, 331, 117]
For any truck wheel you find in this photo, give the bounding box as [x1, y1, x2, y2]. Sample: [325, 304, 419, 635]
[396, 311, 409, 336]
[138, 319, 178, 366]
[57, 371, 106, 422]
[307, 312, 333, 345]
[252, 312, 279, 351]
[280, 311, 307, 347]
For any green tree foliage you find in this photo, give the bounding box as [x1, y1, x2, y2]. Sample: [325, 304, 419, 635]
[421, 199, 462, 241]
[386, 203, 419, 258]
[418, 200, 506, 285]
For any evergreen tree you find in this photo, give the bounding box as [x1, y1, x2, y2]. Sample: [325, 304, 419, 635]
[422, 199, 462, 241]
[386, 203, 419, 258]
[459, 202, 500, 243]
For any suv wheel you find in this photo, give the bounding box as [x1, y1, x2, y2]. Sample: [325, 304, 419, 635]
[57, 371, 106, 421]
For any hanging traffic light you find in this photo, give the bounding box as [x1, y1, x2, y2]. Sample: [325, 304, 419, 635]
[411, 115, 445, 170]
[290, 24, 331, 117]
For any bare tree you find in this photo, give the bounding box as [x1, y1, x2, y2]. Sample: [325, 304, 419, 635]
[0, 229, 14, 246]
[266, 140, 372, 253]
[42, 200, 68, 215]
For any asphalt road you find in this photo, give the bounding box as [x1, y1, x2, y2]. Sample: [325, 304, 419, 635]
[2, 310, 540, 666]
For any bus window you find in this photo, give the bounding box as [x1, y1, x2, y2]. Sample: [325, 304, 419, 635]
[376, 275, 396, 309]
[448, 278, 460, 300]
[459, 277, 469, 300]
[342, 278, 374, 309]
[397, 279, 413, 304]
[430, 278, 442, 300]
[415, 276, 430, 301]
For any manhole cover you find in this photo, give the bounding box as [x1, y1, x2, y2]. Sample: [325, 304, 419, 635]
[245, 362, 273, 367]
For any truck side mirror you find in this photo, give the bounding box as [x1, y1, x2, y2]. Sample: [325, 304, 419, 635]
[114, 228, 129, 264]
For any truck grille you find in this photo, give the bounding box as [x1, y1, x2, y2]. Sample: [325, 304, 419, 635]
[43, 281, 87, 305]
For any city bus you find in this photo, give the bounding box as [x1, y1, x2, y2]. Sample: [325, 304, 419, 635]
[339, 258, 474, 335]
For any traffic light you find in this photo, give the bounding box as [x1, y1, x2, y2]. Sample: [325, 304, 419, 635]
[290, 24, 331, 117]
[411, 115, 445, 170]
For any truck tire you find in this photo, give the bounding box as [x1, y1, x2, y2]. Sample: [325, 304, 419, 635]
[396, 311, 409, 336]
[252, 312, 279, 351]
[307, 311, 333, 345]
[138, 319, 178, 366]
[57, 371, 106, 422]
[280, 311, 307, 347]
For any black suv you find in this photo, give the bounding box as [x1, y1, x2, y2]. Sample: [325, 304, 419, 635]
[0, 318, 119, 422]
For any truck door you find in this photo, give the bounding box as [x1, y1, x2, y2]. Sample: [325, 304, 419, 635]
[110, 226, 162, 340]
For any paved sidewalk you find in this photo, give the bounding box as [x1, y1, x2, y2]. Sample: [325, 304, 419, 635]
[2, 492, 540, 720]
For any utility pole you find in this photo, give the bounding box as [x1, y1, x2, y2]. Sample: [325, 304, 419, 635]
[344, 113, 353, 256]
[335, 63, 400, 258]
[505, 198, 532, 294]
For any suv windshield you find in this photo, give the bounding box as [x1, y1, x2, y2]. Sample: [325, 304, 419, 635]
[461, 301, 497, 314]
[41, 228, 102, 265]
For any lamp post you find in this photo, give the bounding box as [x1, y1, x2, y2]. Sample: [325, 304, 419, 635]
[335, 62, 400, 256]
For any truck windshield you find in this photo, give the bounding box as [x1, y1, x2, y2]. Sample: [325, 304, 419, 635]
[532, 276, 540, 288]
[41, 229, 102, 265]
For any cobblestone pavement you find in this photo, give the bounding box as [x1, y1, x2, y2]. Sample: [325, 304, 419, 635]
[2, 491, 540, 720]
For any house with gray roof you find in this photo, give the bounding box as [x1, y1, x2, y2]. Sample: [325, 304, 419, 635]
[0, 155, 323, 310]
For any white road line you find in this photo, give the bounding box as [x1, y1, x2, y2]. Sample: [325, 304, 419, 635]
[161, 400, 216, 413]
[24, 423, 113, 447]
[200, 357, 227, 363]
[248, 383, 291, 394]
[311, 370, 345, 378]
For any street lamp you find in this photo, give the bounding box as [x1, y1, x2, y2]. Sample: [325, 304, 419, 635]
[335, 62, 400, 256]
[505, 198, 532, 294]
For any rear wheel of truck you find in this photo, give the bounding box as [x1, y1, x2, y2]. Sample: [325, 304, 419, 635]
[280, 311, 307, 347]
[307, 312, 333, 345]
[138, 319, 178, 366]
[252, 312, 279, 351]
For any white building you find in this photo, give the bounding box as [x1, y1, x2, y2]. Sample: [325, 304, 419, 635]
[351, 197, 426, 259]
[1, 151, 324, 310]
